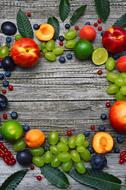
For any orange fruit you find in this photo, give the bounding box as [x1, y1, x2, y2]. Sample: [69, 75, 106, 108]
[25, 129, 45, 148]
[92, 132, 114, 154]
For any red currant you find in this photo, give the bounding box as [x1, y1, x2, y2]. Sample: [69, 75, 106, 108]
[2, 113, 8, 120]
[105, 101, 111, 108]
[66, 130, 73, 136]
[90, 125, 96, 131]
[25, 11, 31, 17]
[8, 85, 14, 91]
[94, 22, 98, 27]
[119, 159, 125, 164]
[36, 175, 43, 181]
[120, 151, 126, 157]
[97, 69, 103, 75]
[98, 26, 102, 31]
[2, 89, 7, 94]
[59, 41, 63, 46]
[74, 25, 80, 30]
[97, 18, 102, 24]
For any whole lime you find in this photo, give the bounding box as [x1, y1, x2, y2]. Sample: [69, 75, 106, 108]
[1, 120, 23, 141]
[74, 39, 94, 60]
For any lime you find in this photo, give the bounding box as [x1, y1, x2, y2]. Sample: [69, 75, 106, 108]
[1, 120, 23, 141]
[74, 39, 94, 60]
[92, 48, 108, 65]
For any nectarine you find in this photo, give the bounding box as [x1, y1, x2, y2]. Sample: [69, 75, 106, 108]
[10, 38, 40, 68]
[92, 132, 114, 154]
[116, 56, 126, 72]
[80, 25, 96, 41]
[109, 100, 126, 133]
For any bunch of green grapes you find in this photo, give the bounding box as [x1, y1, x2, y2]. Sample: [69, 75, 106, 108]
[31, 132, 91, 174]
[64, 29, 77, 49]
[39, 40, 64, 62]
[106, 57, 126, 100]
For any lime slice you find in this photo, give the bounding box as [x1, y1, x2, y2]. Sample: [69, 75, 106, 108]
[92, 48, 108, 65]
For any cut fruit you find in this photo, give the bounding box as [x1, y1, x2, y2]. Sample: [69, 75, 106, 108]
[92, 132, 114, 154]
[92, 48, 108, 65]
[35, 23, 55, 41]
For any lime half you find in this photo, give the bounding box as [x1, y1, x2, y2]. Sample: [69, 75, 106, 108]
[92, 48, 108, 65]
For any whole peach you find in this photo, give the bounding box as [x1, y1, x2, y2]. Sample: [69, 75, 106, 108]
[79, 25, 96, 41]
[116, 55, 126, 72]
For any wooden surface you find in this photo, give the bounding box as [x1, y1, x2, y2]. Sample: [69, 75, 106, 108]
[0, 0, 126, 189]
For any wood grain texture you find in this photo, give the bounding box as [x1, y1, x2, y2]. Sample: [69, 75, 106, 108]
[0, 1, 126, 190]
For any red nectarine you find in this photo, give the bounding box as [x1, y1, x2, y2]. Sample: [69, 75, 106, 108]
[116, 55, 126, 72]
[109, 100, 126, 133]
[10, 38, 40, 68]
[80, 25, 96, 41]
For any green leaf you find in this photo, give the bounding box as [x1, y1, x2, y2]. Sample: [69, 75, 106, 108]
[0, 170, 28, 190]
[17, 9, 34, 38]
[70, 5, 87, 26]
[48, 17, 60, 39]
[59, 0, 70, 22]
[68, 168, 122, 190]
[94, 0, 110, 22]
[114, 14, 126, 27]
[40, 164, 69, 189]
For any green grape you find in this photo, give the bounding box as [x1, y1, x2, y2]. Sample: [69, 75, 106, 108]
[46, 40, 55, 51]
[48, 131, 59, 145]
[51, 156, 61, 167]
[119, 73, 126, 78]
[44, 151, 53, 163]
[83, 140, 89, 148]
[106, 84, 119, 95]
[76, 134, 85, 146]
[61, 160, 73, 172]
[115, 77, 124, 87]
[15, 34, 22, 40]
[75, 162, 86, 174]
[60, 136, 68, 144]
[50, 145, 58, 155]
[39, 42, 46, 51]
[116, 91, 126, 100]
[106, 72, 119, 83]
[57, 142, 69, 152]
[58, 152, 71, 162]
[68, 136, 76, 149]
[76, 146, 86, 153]
[13, 139, 26, 152]
[45, 52, 56, 62]
[71, 150, 81, 163]
[65, 39, 76, 49]
[105, 57, 115, 71]
[0, 45, 9, 59]
[120, 86, 126, 95]
[80, 149, 91, 161]
[42, 48, 48, 54]
[64, 29, 77, 40]
[53, 47, 64, 56]
[32, 156, 44, 167]
[30, 147, 44, 156]
[123, 78, 126, 85]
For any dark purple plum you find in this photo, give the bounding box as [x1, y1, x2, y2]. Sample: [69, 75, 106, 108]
[2, 56, 16, 71]
[16, 149, 33, 166]
[1, 21, 17, 36]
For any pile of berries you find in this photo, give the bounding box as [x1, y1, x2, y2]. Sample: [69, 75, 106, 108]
[0, 142, 16, 166]
[119, 150, 126, 164]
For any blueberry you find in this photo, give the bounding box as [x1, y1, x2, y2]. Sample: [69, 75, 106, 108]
[88, 146, 94, 154]
[6, 36, 12, 43]
[90, 154, 107, 170]
[121, 51, 126, 56]
[59, 56, 66, 64]
[0, 61, 2, 68]
[114, 147, 120, 153]
[84, 131, 90, 137]
[5, 71, 11, 77]
[59, 35, 64, 41]
[66, 53, 73, 60]
[85, 21, 91, 25]
[65, 23, 70, 29]
[0, 134, 3, 140]
[116, 135, 124, 144]
[16, 149, 33, 166]
[2, 56, 16, 71]
[0, 94, 8, 111]
[98, 125, 106, 131]
[100, 113, 107, 120]
[23, 124, 30, 132]
[10, 111, 18, 120]
[33, 24, 40, 30]
[112, 53, 120, 60]
[1, 21, 17, 36]
[3, 80, 9, 88]
[0, 73, 4, 80]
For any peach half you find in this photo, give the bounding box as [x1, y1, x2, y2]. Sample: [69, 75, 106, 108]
[35, 23, 55, 41]
[92, 132, 114, 154]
